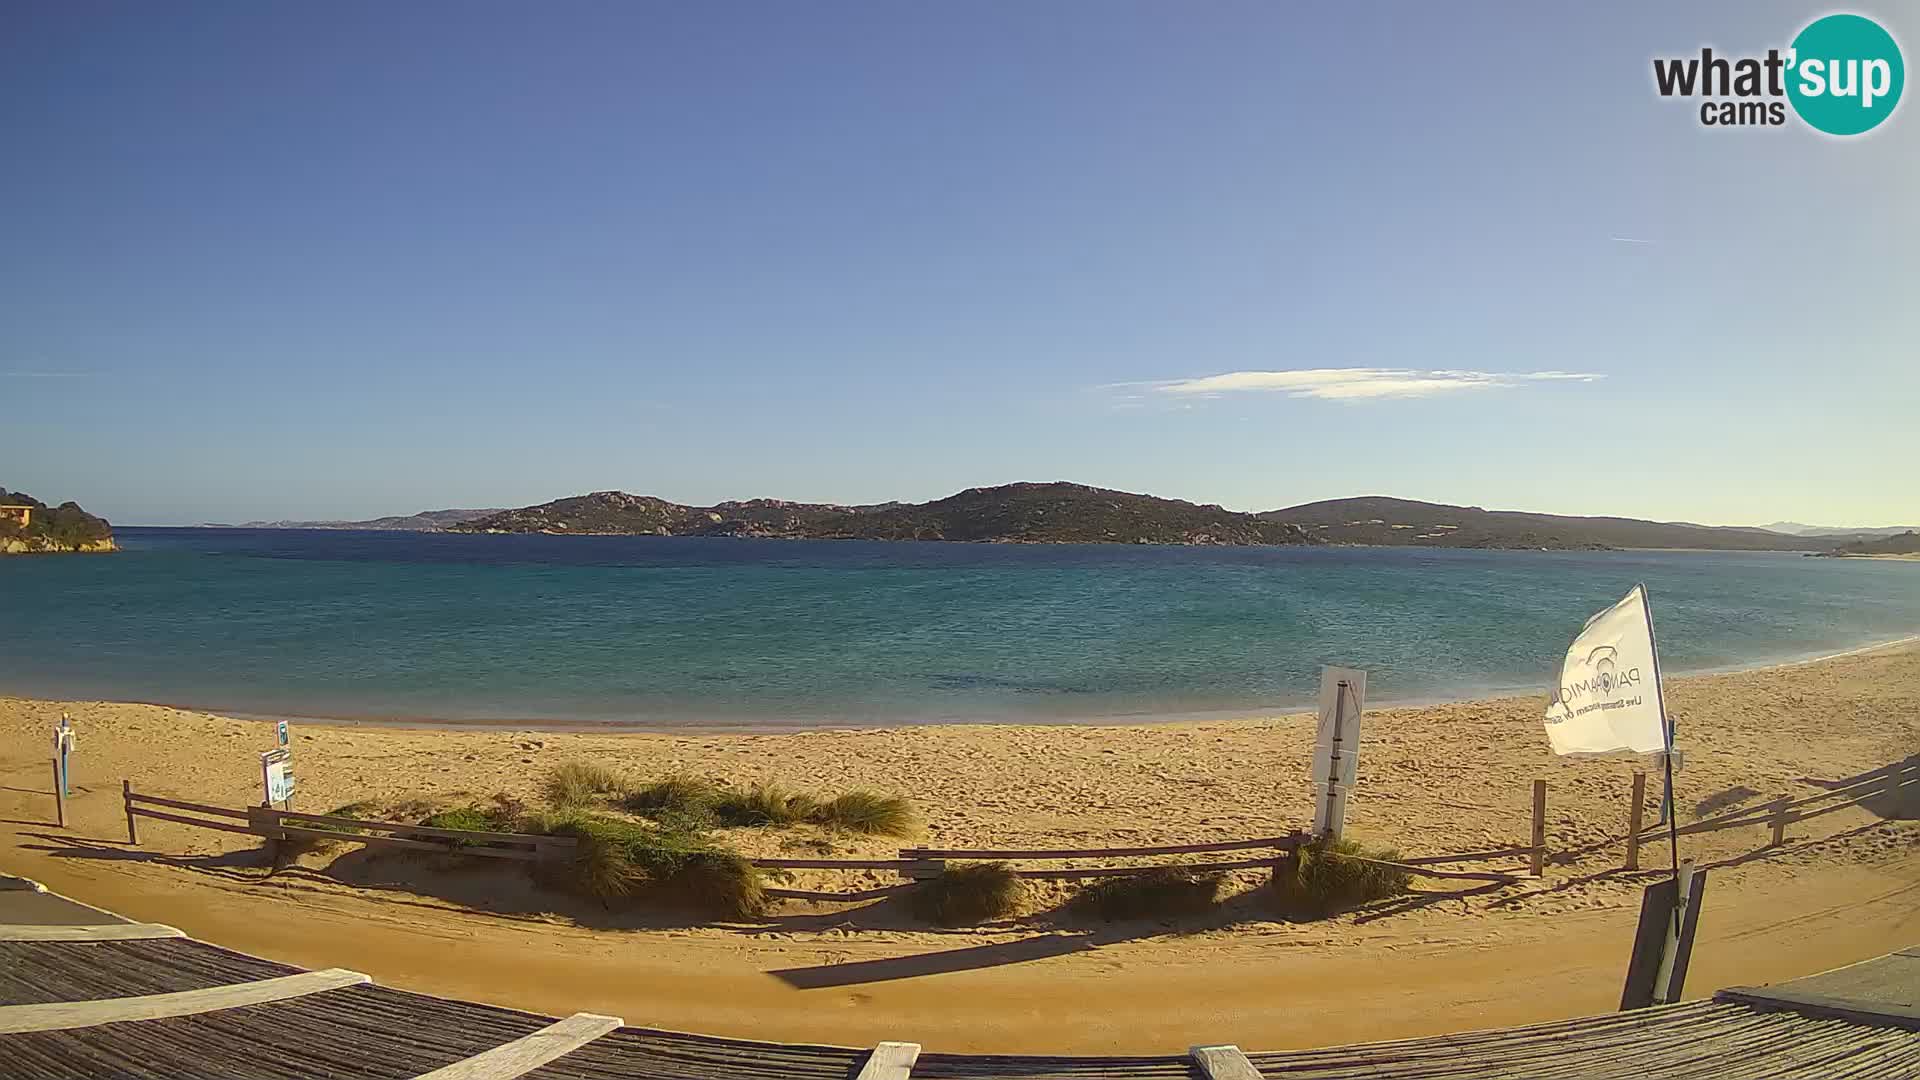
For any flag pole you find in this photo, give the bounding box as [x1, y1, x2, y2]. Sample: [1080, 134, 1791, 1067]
[1639, 582, 1679, 877]
[1641, 582, 1691, 1003]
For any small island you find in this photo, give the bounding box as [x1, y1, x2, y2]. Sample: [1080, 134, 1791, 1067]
[0, 487, 116, 554]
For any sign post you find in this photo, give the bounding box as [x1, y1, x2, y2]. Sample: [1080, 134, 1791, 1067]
[50, 714, 77, 826]
[1311, 666, 1366, 840]
[54, 714, 76, 797]
[276, 719, 290, 748]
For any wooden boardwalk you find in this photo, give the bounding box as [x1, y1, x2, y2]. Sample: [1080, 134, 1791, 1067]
[0, 877, 1912, 1079]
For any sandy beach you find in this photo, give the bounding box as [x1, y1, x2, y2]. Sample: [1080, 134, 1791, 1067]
[3, 642, 1917, 1053]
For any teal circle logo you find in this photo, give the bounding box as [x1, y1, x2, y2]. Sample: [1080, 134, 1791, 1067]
[1787, 14, 1904, 135]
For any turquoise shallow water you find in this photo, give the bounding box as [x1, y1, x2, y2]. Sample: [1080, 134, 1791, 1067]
[2, 528, 1917, 729]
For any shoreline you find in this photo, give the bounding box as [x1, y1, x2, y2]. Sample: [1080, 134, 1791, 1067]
[11, 630, 1918, 736]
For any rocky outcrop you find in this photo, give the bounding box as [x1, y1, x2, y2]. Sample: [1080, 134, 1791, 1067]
[0, 487, 116, 555]
[1, 536, 117, 555]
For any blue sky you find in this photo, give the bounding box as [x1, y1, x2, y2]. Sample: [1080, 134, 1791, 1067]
[2, 2, 1913, 527]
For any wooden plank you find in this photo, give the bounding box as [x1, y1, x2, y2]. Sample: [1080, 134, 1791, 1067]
[750, 858, 937, 871]
[1400, 845, 1536, 866]
[124, 792, 251, 820]
[1320, 851, 1523, 882]
[1779, 763, 1910, 810]
[764, 885, 915, 902]
[1790, 795, 1881, 826]
[128, 807, 262, 837]
[853, 1041, 921, 1080]
[0, 923, 184, 942]
[1530, 778, 1547, 877]
[1009, 857, 1280, 880]
[1716, 986, 1920, 1031]
[902, 836, 1299, 860]
[0, 968, 369, 1033]
[53, 760, 66, 829]
[1191, 1044, 1264, 1079]
[410, 1011, 623, 1079]
[1767, 797, 1790, 846]
[263, 809, 572, 848]
[270, 823, 537, 861]
[1625, 771, 1646, 871]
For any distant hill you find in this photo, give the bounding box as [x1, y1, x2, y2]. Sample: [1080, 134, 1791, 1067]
[1823, 531, 1920, 557]
[1260, 496, 1815, 551]
[0, 487, 116, 554]
[453, 483, 1310, 546]
[1762, 521, 1920, 540]
[218, 509, 503, 532]
[232, 486, 1869, 552]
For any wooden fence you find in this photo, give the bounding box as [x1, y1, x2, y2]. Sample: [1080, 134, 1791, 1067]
[1619, 755, 1918, 870]
[121, 783, 577, 863]
[117, 755, 1916, 904]
[118, 782, 1537, 903]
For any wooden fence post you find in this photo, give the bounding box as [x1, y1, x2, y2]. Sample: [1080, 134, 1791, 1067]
[123, 780, 139, 845]
[53, 760, 67, 829]
[247, 805, 282, 861]
[1625, 771, 1646, 871]
[1530, 779, 1547, 877]
[1768, 797, 1790, 847]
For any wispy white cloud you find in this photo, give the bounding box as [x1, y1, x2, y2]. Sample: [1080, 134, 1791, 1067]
[1124, 368, 1603, 402]
[1609, 236, 1654, 245]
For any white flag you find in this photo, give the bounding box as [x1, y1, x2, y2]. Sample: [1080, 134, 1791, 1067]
[1544, 585, 1669, 756]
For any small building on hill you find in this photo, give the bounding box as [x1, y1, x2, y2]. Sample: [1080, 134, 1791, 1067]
[0, 505, 31, 528]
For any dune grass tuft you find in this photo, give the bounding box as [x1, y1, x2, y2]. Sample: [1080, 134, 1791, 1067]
[911, 862, 1022, 926]
[415, 804, 519, 849]
[624, 775, 725, 817]
[541, 761, 630, 808]
[524, 808, 636, 899]
[711, 784, 822, 827]
[623, 776, 916, 836]
[1270, 837, 1411, 919]
[1070, 868, 1227, 922]
[419, 805, 511, 833]
[811, 791, 916, 837]
[520, 807, 765, 917]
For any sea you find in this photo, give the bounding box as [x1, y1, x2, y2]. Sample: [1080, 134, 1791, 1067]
[3, 527, 1918, 730]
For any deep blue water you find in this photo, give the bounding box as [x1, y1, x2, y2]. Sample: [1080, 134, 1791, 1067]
[2, 528, 1917, 728]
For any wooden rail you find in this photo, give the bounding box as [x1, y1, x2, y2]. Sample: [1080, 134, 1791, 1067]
[1622, 757, 1916, 864]
[122, 784, 575, 863]
[124, 791, 251, 820]
[1009, 856, 1283, 880]
[901, 835, 1301, 860]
